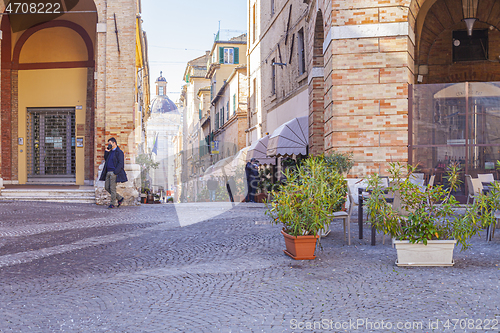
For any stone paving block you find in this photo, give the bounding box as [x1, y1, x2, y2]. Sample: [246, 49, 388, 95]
[0, 201, 499, 331]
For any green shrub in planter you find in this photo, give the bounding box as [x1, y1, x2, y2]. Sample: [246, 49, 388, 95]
[266, 155, 347, 237]
[366, 162, 498, 251]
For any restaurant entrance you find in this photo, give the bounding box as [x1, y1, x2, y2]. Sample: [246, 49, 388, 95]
[410, 82, 500, 193]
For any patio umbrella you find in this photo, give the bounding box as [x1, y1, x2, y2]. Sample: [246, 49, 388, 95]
[246, 135, 276, 165]
[267, 116, 308, 157]
[231, 146, 249, 173]
[212, 156, 233, 177]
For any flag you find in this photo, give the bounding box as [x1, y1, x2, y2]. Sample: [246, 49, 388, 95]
[152, 132, 159, 155]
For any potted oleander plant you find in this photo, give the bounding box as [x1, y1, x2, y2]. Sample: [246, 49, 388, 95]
[266, 155, 347, 260]
[365, 162, 498, 266]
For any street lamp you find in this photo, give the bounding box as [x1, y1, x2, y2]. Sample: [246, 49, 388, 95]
[462, 0, 478, 36]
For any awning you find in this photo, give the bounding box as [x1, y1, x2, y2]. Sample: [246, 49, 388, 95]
[267, 116, 308, 157]
[203, 147, 250, 180]
[212, 156, 233, 177]
[246, 135, 276, 165]
[231, 146, 249, 172]
[434, 82, 500, 98]
[203, 157, 232, 179]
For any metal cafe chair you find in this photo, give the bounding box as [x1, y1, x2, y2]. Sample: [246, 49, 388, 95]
[486, 210, 499, 242]
[320, 191, 353, 244]
[478, 173, 495, 183]
[427, 175, 435, 188]
[331, 188, 355, 245]
[465, 174, 483, 204]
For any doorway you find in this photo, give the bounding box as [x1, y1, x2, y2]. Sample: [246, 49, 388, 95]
[27, 108, 76, 181]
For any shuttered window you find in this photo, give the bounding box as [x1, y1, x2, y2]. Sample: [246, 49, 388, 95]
[219, 47, 224, 64]
[234, 47, 239, 64]
[220, 47, 239, 64]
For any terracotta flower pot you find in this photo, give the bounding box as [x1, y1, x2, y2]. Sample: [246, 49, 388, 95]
[281, 229, 319, 260]
[255, 193, 267, 203]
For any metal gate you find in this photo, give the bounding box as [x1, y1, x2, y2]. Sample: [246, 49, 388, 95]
[27, 108, 76, 178]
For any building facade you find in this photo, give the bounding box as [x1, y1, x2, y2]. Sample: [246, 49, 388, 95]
[183, 52, 211, 193]
[246, 0, 500, 180]
[0, 0, 149, 204]
[206, 34, 247, 163]
[247, 0, 309, 146]
[212, 66, 248, 159]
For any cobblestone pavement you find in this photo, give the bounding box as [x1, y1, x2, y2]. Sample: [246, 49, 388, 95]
[0, 200, 499, 333]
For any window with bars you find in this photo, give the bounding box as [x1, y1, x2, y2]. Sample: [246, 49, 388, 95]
[453, 29, 488, 62]
[271, 58, 276, 95]
[298, 28, 306, 75]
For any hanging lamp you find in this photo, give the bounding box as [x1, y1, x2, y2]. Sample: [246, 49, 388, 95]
[462, 0, 479, 36]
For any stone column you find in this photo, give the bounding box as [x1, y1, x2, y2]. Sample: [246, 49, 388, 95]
[94, 0, 141, 205]
[322, 1, 414, 177]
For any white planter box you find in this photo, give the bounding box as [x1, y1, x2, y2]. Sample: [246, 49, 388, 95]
[393, 240, 457, 267]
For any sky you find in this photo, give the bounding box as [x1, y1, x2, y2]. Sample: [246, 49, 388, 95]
[141, 0, 248, 103]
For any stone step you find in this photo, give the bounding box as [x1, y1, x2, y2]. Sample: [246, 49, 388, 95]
[0, 196, 96, 203]
[0, 189, 96, 204]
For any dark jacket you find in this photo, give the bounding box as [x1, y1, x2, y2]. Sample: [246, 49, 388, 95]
[99, 146, 128, 183]
[245, 162, 259, 182]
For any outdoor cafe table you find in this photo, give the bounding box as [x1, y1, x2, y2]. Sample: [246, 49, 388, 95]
[358, 188, 394, 246]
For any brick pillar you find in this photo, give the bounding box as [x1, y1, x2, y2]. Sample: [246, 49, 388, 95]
[11, 70, 18, 181]
[1, 17, 12, 180]
[1, 68, 11, 180]
[85, 67, 95, 182]
[94, 0, 142, 205]
[307, 11, 325, 156]
[308, 76, 325, 156]
[322, 2, 413, 177]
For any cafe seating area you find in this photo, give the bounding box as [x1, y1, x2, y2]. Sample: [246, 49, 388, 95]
[343, 170, 499, 246]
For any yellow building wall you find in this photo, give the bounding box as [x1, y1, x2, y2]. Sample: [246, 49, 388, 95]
[19, 27, 88, 63]
[18, 68, 88, 185]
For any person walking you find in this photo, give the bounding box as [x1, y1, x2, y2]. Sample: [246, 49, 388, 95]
[207, 176, 219, 202]
[99, 137, 128, 208]
[245, 158, 260, 202]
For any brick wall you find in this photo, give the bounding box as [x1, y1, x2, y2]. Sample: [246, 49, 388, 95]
[1, 68, 11, 180]
[1, 16, 12, 180]
[308, 11, 325, 156]
[85, 67, 95, 181]
[308, 0, 414, 177]
[11, 70, 18, 181]
[94, 0, 140, 180]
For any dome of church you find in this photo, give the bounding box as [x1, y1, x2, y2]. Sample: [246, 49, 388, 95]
[151, 95, 179, 114]
[156, 71, 167, 82]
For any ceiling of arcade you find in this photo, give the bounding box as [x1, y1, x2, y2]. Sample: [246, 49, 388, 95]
[417, 0, 500, 82]
[1, 0, 97, 57]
